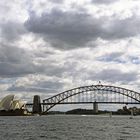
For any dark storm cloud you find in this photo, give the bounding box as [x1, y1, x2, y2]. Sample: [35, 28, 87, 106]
[102, 17, 140, 40]
[0, 43, 79, 78]
[25, 9, 140, 49]
[49, 0, 64, 4]
[8, 80, 65, 93]
[25, 9, 103, 49]
[0, 62, 35, 77]
[36, 57, 80, 78]
[0, 43, 37, 77]
[89, 69, 138, 83]
[1, 21, 26, 41]
[92, 0, 116, 4]
[44, 66, 67, 77]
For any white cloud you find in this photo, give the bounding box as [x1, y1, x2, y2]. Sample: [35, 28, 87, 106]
[0, 0, 140, 111]
[0, 0, 28, 22]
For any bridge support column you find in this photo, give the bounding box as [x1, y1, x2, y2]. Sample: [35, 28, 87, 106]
[33, 95, 42, 114]
[93, 102, 98, 113]
[42, 100, 44, 112]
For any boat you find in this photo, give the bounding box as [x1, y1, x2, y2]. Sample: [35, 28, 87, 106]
[81, 115, 87, 116]
[129, 109, 133, 119]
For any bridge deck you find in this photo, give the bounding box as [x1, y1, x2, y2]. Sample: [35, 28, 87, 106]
[26, 102, 140, 106]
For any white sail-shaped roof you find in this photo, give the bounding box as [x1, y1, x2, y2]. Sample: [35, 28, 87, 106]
[0, 95, 14, 110]
[0, 95, 26, 111]
[10, 100, 25, 110]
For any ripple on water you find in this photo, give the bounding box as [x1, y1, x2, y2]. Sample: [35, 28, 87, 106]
[0, 115, 140, 140]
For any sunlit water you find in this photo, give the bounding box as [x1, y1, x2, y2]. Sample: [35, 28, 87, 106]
[0, 115, 140, 140]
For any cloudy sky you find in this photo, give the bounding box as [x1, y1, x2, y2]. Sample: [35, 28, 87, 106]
[0, 0, 140, 110]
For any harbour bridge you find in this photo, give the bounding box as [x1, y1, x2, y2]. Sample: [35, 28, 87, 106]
[27, 84, 140, 113]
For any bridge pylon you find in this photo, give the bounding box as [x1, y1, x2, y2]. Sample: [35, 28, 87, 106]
[33, 95, 42, 114]
[93, 102, 98, 113]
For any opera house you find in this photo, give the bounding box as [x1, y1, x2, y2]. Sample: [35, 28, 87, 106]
[0, 95, 28, 116]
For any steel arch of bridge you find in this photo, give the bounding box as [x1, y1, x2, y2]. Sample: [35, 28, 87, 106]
[43, 84, 140, 112]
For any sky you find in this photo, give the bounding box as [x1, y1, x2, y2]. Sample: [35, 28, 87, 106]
[1, 0, 140, 110]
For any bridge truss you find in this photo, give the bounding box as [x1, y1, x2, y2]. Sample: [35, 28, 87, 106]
[42, 84, 140, 112]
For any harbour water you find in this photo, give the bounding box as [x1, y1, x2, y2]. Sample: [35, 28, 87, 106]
[0, 115, 140, 140]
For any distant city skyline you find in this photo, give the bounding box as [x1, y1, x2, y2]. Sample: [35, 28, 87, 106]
[0, 0, 140, 111]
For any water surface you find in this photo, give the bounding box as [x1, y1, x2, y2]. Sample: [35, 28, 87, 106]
[0, 115, 140, 140]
